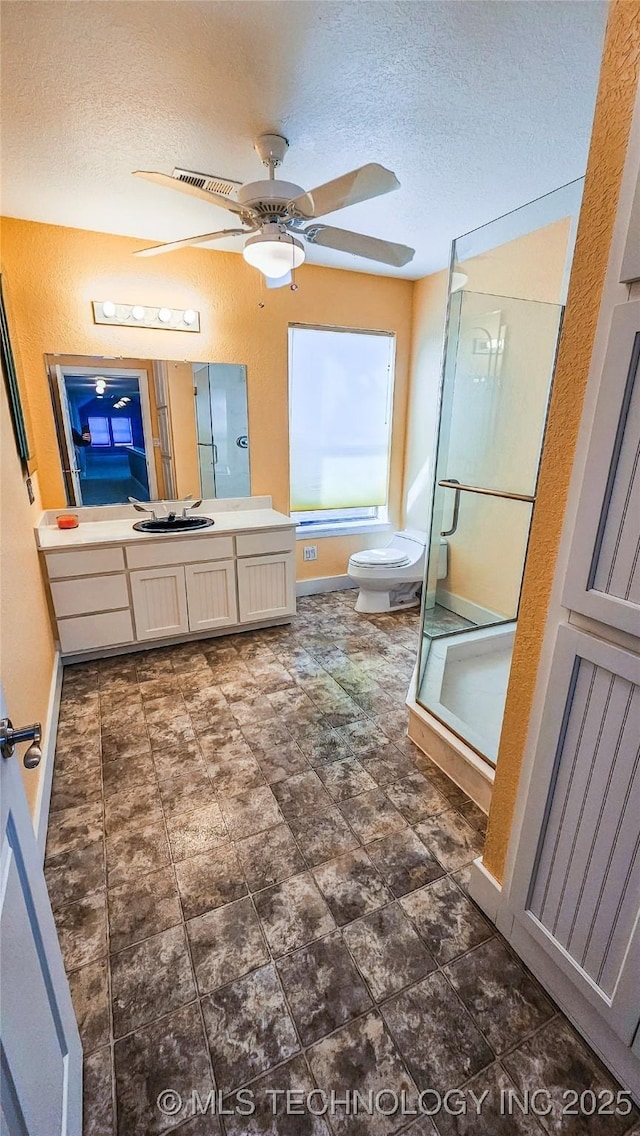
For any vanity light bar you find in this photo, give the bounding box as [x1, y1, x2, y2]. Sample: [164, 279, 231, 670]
[92, 301, 200, 332]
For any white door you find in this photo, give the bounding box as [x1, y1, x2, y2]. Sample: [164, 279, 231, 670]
[185, 560, 238, 631]
[152, 361, 176, 499]
[130, 566, 189, 640]
[237, 553, 295, 623]
[53, 365, 83, 505]
[0, 688, 82, 1135]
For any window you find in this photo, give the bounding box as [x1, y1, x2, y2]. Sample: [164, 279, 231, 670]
[289, 326, 395, 526]
[111, 417, 133, 445]
[87, 416, 110, 446]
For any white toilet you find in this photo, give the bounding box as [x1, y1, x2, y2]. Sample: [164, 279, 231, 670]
[348, 530, 447, 614]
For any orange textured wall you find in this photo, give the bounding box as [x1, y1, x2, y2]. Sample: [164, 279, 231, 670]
[0, 218, 414, 582]
[483, 0, 640, 881]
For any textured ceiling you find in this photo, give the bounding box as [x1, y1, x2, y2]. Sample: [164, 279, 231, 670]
[1, 0, 607, 278]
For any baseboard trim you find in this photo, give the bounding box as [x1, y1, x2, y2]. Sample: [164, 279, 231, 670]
[34, 650, 63, 862]
[468, 857, 503, 924]
[435, 588, 503, 626]
[296, 575, 356, 597]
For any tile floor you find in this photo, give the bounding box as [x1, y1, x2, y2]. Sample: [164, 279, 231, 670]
[45, 592, 638, 1136]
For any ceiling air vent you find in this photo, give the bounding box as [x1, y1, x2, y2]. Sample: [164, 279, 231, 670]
[172, 167, 242, 197]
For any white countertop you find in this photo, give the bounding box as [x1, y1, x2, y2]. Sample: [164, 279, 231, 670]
[36, 503, 295, 551]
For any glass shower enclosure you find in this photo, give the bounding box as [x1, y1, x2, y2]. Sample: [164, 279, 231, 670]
[416, 182, 584, 765]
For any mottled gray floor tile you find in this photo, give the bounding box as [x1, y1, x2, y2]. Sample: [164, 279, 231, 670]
[151, 738, 207, 782]
[206, 749, 265, 794]
[277, 931, 371, 1045]
[307, 1011, 417, 1136]
[157, 767, 215, 816]
[139, 676, 177, 702]
[385, 772, 450, 823]
[69, 959, 110, 1054]
[414, 810, 483, 871]
[456, 800, 488, 838]
[111, 923, 195, 1038]
[445, 939, 555, 1055]
[366, 828, 445, 897]
[398, 1118, 437, 1136]
[101, 729, 152, 764]
[105, 820, 171, 887]
[187, 895, 269, 993]
[46, 799, 104, 858]
[293, 724, 354, 766]
[224, 1054, 331, 1136]
[165, 799, 228, 861]
[46, 839, 105, 909]
[339, 788, 408, 843]
[148, 711, 196, 752]
[254, 871, 336, 956]
[273, 769, 334, 820]
[336, 720, 398, 761]
[55, 889, 108, 971]
[316, 756, 378, 802]
[49, 767, 102, 813]
[255, 740, 309, 784]
[289, 806, 360, 867]
[432, 1061, 544, 1136]
[108, 864, 181, 953]
[313, 848, 392, 926]
[236, 823, 306, 891]
[219, 785, 284, 839]
[382, 972, 493, 1094]
[343, 903, 436, 1000]
[240, 719, 294, 757]
[84, 1046, 115, 1136]
[400, 877, 493, 965]
[175, 844, 247, 919]
[502, 1017, 638, 1136]
[202, 963, 299, 1092]
[360, 748, 417, 786]
[114, 1002, 213, 1135]
[102, 748, 156, 797]
[103, 781, 163, 836]
[229, 694, 277, 726]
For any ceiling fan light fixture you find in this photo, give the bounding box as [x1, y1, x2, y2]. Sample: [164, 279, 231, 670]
[243, 228, 305, 279]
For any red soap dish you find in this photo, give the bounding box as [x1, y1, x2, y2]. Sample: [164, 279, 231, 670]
[56, 515, 79, 530]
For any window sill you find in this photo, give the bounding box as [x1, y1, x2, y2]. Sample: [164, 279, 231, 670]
[295, 519, 392, 540]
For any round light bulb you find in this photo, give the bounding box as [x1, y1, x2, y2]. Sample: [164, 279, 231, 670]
[183, 308, 197, 326]
[131, 305, 145, 321]
[102, 301, 116, 318]
[158, 307, 171, 323]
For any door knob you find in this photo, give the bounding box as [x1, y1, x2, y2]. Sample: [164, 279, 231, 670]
[0, 719, 43, 768]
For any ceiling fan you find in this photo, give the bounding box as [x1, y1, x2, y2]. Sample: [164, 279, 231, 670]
[133, 134, 414, 286]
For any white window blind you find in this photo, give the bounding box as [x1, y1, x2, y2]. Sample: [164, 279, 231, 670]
[87, 416, 110, 446]
[111, 417, 133, 445]
[289, 326, 395, 513]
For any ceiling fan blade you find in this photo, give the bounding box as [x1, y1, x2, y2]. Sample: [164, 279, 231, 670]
[289, 163, 400, 220]
[265, 272, 292, 289]
[304, 225, 414, 268]
[134, 229, 248, 258]
[133, 171, 256, 219]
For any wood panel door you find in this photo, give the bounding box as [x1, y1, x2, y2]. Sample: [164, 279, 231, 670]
[237, 553, 295, 623]
[130, 566, 189, 640]
[185, 560, 237, 632]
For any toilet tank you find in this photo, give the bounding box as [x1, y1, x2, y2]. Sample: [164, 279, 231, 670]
[389, 529, 427, 553]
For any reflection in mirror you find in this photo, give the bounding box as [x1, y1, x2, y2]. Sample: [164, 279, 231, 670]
[45, 355, 250, 506]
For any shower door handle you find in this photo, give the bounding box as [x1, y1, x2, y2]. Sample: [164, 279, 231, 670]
[440, 479, 461, 536]
[439, 479, 536, 537]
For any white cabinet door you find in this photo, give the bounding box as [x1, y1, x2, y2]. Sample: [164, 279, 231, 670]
[130, 566, 189, 640]
[185, 560, 238, 631]
[237, 553, 295, 623]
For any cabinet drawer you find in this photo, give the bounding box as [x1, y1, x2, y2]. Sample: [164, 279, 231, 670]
[236, 529, 295, 557]
[58, 609, 134, 655]
[45, 546, 125, 579]
[51, 573, 129, 618]
[126, 535, 234, 569]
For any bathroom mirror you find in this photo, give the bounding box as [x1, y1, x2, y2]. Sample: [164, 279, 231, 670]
[45, 355, 250, 506]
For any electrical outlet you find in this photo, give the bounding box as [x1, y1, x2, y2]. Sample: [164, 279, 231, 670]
[303, 545, 318, 562]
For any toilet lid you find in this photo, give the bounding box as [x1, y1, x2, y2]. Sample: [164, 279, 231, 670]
[351, 548, 411, 568]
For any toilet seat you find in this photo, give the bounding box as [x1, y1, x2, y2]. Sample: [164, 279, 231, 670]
[350, 548, 411, 568]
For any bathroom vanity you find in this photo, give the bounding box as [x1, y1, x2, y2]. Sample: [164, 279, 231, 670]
[36, 497, 296, 659]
